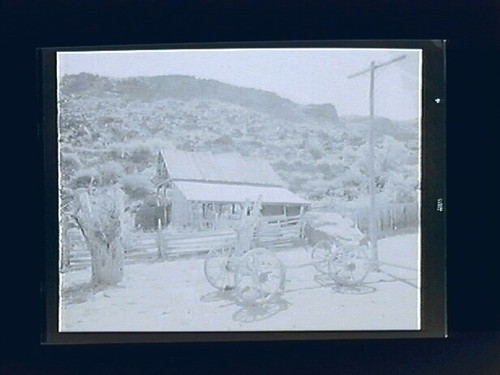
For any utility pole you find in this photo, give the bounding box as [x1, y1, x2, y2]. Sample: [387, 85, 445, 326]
[348, 54, 406, 269]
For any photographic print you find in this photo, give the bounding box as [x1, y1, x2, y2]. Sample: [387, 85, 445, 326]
[55, 47, 423, 333]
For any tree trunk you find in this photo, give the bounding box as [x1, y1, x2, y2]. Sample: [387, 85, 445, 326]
[60, 227, 71, 273]
[75, 187, 125, 287]
[85, 226, 124, 286]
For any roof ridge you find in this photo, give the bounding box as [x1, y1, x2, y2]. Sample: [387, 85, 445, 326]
[159, 149, 284, 186]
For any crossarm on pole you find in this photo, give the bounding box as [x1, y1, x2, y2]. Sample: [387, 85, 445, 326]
[348, 55, 406, 79]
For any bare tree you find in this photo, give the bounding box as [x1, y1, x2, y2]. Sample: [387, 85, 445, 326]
[72, 186, 125, 287]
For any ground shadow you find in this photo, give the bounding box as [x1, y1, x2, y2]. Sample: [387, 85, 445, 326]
[330, 284, 376, 295]
[200, 290, 234, 303]
[232, 296, 290, 323]
[60, 282, 95, 305]
[201, 289, 290, 323]
[60, 281, 116, 305]
[313, 274, 377, 295]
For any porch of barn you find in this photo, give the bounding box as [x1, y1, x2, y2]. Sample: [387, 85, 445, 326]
[156, 180, 310, 233]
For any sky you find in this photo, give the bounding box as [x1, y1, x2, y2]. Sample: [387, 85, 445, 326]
[58, 48, 421, 121]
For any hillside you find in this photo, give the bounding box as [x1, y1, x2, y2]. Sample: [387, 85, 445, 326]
[58, 73, 419, 210]
[61, 73, 339, 124]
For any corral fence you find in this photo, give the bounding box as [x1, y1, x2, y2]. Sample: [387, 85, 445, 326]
[61, 214, 304, 271]
[62, 228, 161, 272]
[254, 214, 303, 249]
[324, 201, 419, 235]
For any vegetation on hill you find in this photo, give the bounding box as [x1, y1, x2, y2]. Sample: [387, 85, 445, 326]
[59, 73, 419, 217]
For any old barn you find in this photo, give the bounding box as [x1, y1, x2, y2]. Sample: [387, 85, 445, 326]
[155, 150, 310, 234]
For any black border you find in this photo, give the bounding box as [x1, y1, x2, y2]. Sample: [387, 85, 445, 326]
[40, 40, 446, 345]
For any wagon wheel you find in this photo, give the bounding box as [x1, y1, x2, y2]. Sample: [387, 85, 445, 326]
[328, 246, 369, 286]
[204, 246, 237, 291]
[235, 248, 285, 305]
[311, 240, 337, 274]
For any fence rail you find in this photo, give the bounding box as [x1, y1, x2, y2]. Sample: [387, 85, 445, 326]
[255, 220, 302, 248]
[159, 229, 237, 258]
[64, 229, 160, 271]
[328, 202, 419, 234]
[62, 205, 415, 272]
[62, 216, 304, 271]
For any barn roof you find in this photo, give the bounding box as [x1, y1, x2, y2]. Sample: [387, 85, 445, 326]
[173, 181, 310, 205]
[159, 149, 285, 187]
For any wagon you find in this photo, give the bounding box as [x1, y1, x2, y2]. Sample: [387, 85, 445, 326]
[204, 245, 286, 305]
[310, 239, 371, 286]
[203, 220, 371, 305]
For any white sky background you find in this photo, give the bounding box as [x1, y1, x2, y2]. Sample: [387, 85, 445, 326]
[58, 48, 421, 121]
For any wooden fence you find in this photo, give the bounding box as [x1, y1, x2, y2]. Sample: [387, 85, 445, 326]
[62, 205, 416, 272]
[330, 202, 419, 234]
[158, 229, 237, 259]
[63, 228, 160, 271]
[62, 215, 304, 271]
[254, 215, 303, 249]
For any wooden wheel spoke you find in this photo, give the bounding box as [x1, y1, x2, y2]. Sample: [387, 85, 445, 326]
[328, 247, 368, 286]
[205, 247, 236, 290]
[216, 267, 230, 284]
[348, 269, 355, 282]
[235, 248, 285, 305]
[312, 240, 336, 274]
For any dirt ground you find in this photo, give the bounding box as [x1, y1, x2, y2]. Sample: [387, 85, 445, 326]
[60, 233, 420, 332]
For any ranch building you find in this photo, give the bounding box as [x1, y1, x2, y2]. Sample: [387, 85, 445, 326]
[155, 149, 310, 232]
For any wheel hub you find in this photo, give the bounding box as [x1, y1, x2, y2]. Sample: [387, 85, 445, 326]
[346, 263, 356, 271]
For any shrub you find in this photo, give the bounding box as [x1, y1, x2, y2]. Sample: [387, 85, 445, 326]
[98, 161, 125, 185]
[128, 143, 152, 164]
[318, 163, 334, 179]
[72, 168, 100, 188]
[120, 174, 153, 200]
[60, 153, 82, 181]
[309, 146, 323, 160]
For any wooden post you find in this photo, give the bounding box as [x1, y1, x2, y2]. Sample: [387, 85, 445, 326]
[61, 227, 71, 272]
[299, 205, 304, 238]
[367, 61, 379, 266]
[157, 218, 163, 259]
[348, 54, 406, 269]
[191, 201, 197, 230]
[212, 202, 216, 230]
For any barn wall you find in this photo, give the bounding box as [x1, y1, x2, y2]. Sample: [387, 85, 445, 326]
[170, 184, 191, 227]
